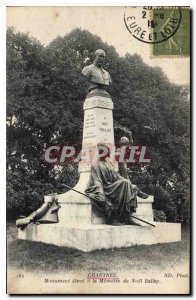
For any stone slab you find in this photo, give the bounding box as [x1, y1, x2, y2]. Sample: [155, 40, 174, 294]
[18, 222, 181, 252]
[44, 194, 154, 225]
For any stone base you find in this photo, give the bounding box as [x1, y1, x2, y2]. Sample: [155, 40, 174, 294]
[45, 191, 155, 226]
[18, 222, 181, 252]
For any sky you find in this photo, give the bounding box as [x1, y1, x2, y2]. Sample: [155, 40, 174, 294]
[6, 6, 190, 84]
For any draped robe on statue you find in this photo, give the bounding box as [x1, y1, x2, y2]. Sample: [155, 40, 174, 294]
[85, 159, 137, 221]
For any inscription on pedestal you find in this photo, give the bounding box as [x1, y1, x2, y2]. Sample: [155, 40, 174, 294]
[83, 112, 96, 140]
[83, 96, 114, 146]
[83, 97, 114, 110]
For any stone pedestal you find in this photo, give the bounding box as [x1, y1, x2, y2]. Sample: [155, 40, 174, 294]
[18, 90, 181, 251]
[45, 91, 117, 226]
[18, 185, 181, 252]
[18, 222, 181, 252]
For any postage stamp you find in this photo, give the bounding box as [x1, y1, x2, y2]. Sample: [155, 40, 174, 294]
[152, 8, 190, 56]
[124, 6, 190, 57]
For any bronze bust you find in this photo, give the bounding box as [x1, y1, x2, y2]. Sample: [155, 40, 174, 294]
[82, 49, 112, 93]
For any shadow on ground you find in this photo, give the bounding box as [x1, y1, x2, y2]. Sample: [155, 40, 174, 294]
[7, 222, 190, 274]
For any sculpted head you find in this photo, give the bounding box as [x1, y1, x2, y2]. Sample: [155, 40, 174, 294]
[119, 136, 130, 146]
[97, 142, 110, 160]
[94, 49, 106, 68]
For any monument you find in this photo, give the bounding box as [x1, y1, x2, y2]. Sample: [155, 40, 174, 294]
[18, 49, 181, 251]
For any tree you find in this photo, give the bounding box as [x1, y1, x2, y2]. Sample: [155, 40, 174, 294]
[7, 27, 190, 222]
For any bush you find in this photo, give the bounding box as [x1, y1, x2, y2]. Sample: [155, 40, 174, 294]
[153, 209, 167, 222]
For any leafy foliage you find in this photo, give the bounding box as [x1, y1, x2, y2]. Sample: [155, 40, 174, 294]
[7, 27, 190, 222]
[153, 209, 167, 222]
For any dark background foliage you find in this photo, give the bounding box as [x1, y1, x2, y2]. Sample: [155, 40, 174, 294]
[6, 27, 190, 222]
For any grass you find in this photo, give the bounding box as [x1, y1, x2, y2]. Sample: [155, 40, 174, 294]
[7, 221, 190, 274]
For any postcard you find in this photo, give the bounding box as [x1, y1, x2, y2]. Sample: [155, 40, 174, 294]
[6, 5, 190, 294]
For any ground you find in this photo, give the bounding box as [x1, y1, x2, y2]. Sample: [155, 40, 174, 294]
[7, 221, 190, 275]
